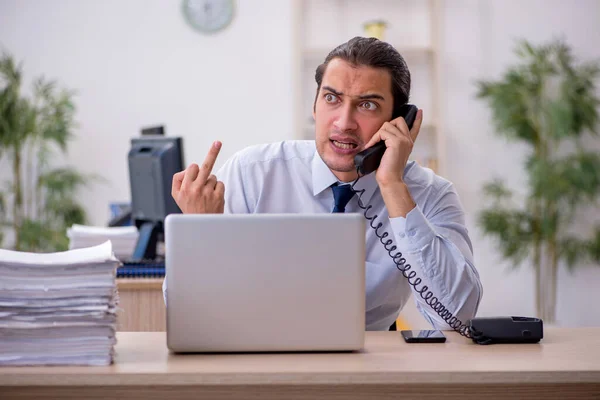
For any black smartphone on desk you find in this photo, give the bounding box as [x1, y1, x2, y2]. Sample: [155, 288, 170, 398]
[401, 330, 447, 343]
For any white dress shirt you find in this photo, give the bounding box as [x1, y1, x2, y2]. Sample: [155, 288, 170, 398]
[163, 140, 482, 331]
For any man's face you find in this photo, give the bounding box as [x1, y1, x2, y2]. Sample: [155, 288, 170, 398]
[313, 58, 394, 182]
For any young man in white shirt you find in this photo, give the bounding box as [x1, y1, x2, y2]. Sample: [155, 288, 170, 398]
[167, 37, 482, 331]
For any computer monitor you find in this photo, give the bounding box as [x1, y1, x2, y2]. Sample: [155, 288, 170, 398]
[127, 136, 184, 261]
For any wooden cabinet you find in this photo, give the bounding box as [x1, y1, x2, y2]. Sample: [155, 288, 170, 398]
[116, 279, 165, 331]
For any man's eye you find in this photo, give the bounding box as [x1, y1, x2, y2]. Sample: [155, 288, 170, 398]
[361, 101, 378, 111]
[325, 93, 338, 103]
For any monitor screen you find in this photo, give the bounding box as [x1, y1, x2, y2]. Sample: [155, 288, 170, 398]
[127, 136, 184, 260]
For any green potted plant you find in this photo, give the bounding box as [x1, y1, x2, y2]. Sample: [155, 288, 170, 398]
[0, 51, 97, 252]
[475, 38, 600, 324]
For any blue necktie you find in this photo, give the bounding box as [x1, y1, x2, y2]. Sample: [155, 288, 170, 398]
[331, 183, 355, 213]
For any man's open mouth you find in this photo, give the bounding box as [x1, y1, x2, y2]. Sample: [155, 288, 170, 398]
[331, 140, 358, 150]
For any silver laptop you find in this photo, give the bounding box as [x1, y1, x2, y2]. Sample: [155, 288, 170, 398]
[164, 213, 366, 352]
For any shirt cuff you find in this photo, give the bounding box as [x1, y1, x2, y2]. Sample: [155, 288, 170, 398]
[389, 206, 437, 251]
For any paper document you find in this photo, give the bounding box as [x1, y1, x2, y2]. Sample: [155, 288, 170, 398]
[0, 241, 120, 366]
[67, 225, 139, 261]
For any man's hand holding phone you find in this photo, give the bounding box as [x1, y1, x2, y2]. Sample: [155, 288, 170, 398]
[171, 141, 225, 214]
[363, 109, 423, 218]
[363, 109, 423, 186]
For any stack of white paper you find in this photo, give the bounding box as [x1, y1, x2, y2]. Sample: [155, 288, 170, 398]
[67, 224, 138, 260]
[0, 241, 120, 366]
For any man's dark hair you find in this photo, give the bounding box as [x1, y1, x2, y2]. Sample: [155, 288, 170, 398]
[314, 36, 411, 119]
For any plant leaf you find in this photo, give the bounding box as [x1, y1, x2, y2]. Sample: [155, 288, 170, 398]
[478, 208, 534, 268]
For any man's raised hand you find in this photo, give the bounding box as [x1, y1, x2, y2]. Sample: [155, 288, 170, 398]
[171, 141, 225, 214]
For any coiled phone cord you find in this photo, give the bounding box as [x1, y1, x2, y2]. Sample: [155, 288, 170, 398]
[350, 168, 474, 339]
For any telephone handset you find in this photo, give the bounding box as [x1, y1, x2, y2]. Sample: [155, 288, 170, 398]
[354, 104, 419, 175]
[348, 103, 473, 339]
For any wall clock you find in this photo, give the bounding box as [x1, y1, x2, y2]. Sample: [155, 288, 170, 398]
[182, 0, 235, 34]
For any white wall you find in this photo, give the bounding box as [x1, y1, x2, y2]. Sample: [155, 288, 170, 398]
[1, 0, 599, 326]
[0, 0, 296, 225]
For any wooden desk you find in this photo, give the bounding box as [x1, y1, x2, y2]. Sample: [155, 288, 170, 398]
[116, 279, 165, 331]
[1, 328, 599, 399]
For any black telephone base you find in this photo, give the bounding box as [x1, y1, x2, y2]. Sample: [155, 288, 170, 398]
[468, 316, 543, 345]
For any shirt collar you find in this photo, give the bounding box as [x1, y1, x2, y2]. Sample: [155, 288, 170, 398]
[311, 150, 379, 204]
